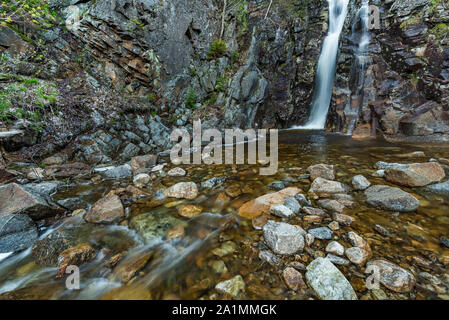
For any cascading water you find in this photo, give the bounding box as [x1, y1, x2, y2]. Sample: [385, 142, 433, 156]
[294, 0, 349, 130]
[343, 0, 371, 135]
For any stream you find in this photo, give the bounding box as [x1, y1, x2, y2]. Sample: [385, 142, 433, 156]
[0, 130, 449, 300]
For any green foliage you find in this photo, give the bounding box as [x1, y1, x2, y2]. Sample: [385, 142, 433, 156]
[185, 88, 197, 109]
[215, 75, 227, 92]
[236, 0, 249, 35]
[230, 50, 240, 64]
[207, 39, 227, 59]
[0, 0, 58, 29]
[0, 75, 59, 128]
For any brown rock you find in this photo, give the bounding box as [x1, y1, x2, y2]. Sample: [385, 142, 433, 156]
[118, 251, 153, 283]
[56, 243, 96, 278]
[283, 267, 305, 291]
[345, 247, 370, 266]
[366, 260, 416, 293]
[307, 164, 335, 181]
[0, 183, 64, 220]
[130, 154, 157, 172]
[225, 184, 243, 198]
[85, 195, 125, 224]
[178, 205, 202, 218]
[309, 178, 348, 196]
[237, 187, 301, 219]
[163, 182, 198, 199]
[302, 207, 328, 216]
[385, 162, 445, 187]
[333, 213, 355, 226]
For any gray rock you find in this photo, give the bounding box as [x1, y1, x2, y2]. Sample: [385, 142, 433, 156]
[57, 197, 86, 211]
[422, 181, 449, 197]
[0, 214, 38, 253]
[0, 183, 64, 220]
[294, 194, 312, 206]
[268, 181, 285, 190]
[365, 185, 420, 212]
[352, 175, 371, 190]
[263, 221, 304, 255]
[305, 257, 357, 300]
[259, 249, 281, 266]
[325, 254, 350, 266]
[325, 241, 345, 256]
[269, 204, 294, 219]
[284, 197, 301, 214]
[308, 227, 333, 240]
[119, 142, 140, 161]
[309, 177, 348, 195]
[100, 164, 132, 179]
[200, 177, 226, 190]
[366, 260, 416, 293]
[215, 275, 245, 299]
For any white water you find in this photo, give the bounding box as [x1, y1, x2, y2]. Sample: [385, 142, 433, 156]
[294, 0, 349, 130]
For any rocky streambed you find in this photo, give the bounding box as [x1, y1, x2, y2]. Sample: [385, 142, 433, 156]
[0, 131, 449, 300]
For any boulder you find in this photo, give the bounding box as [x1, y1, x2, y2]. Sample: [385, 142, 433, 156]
[238, 187, 301, 219]
[309, 178, 348, 196]
[0, 214, 38, 253]
[0, 183, 63, 220]
[385, 162, 445, 187]
[365, 185, 420, 212]
[84, 195, 125, 224]
[163, 182, 198, 199]
[366, 260, 416, 293]
[263, 221, 304, 255]
[306, 164, 335, 181]
[305, 257, 357, 300]
[352, 175, 371, 190]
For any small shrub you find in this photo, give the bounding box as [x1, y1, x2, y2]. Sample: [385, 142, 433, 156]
[208, 39, 227, 59]
[185, 88, 197, 109]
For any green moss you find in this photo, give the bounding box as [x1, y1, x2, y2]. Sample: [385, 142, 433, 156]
[399, 15, 422, 29]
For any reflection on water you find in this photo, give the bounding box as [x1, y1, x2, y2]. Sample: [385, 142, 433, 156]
[1, 131, 449, 300]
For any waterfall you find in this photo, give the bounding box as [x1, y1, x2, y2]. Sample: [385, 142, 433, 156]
[294, 0, 349, 130]
[344, 0, 371, 135]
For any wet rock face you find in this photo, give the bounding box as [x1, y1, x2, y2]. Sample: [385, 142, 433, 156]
[0, 183, 64, 220]
[328, 0, 449, 141]
[365, 185, 420, 212]
[0, 214, 38, 253]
